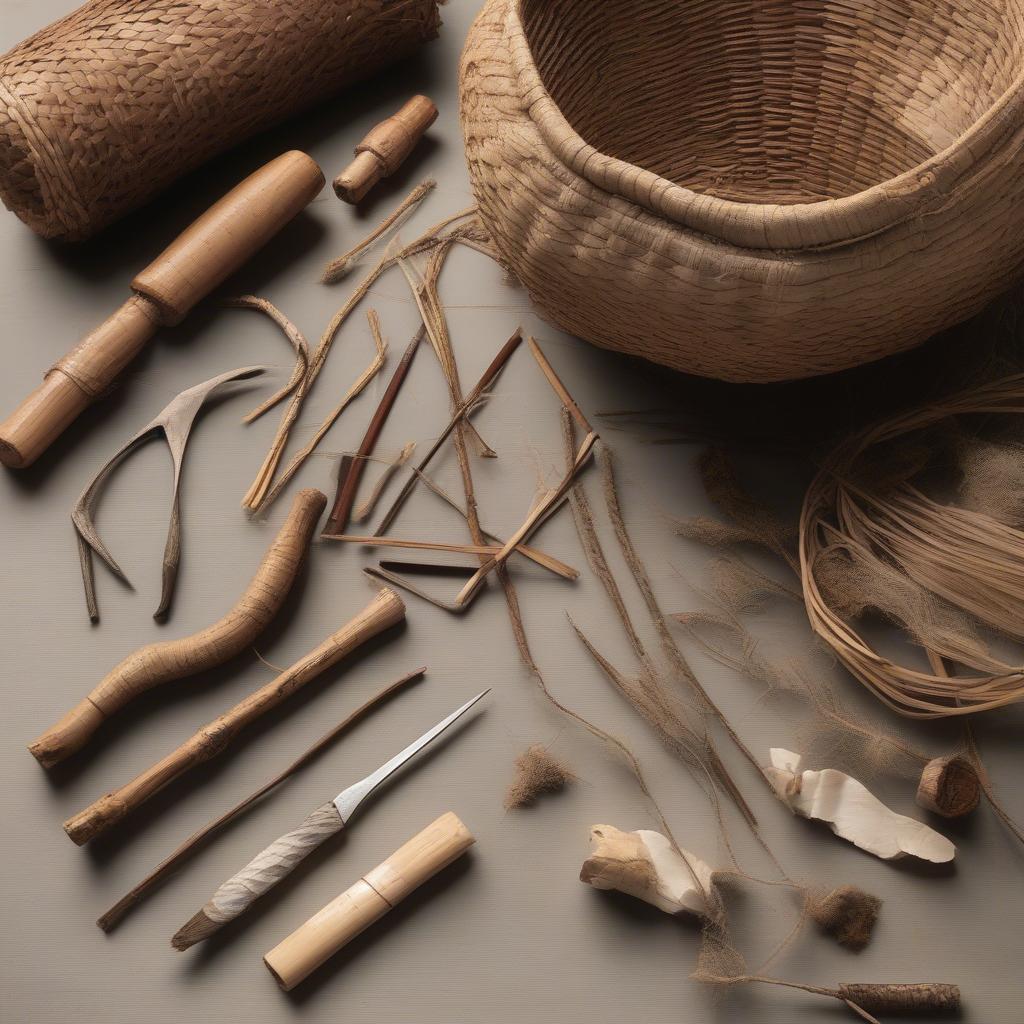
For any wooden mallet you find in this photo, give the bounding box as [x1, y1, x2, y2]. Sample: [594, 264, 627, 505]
[0, 150, 325, 469]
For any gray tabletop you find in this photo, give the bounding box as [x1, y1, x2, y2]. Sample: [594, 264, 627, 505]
[1, 2, 1022, 1022]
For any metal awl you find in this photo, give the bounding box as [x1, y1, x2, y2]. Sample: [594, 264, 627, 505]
[334, 688, 489, 822]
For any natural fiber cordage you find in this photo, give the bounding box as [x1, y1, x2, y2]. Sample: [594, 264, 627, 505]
[460, 0, 1024, 381]
[0, 0, 443, 240]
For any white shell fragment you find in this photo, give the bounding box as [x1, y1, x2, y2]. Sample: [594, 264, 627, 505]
[580, 824, 716, 917]
[766, 748, 955, 864]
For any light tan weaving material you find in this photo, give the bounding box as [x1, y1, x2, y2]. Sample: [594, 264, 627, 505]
[0, 0, 443, 241]
[460, 0, 1024, 382]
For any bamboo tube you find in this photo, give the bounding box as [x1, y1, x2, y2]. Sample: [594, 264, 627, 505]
[29, 488, 327, 769]
[0, 151, 324, 468]
[62, 587, 405, 845]
[264, 812, 473, 990]
[333, 96, 438, 204]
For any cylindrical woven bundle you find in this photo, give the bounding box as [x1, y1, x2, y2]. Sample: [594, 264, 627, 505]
[0, 0, 443, 241]
[838, 982, 961, 1015]
[460, 0, 1024, 382]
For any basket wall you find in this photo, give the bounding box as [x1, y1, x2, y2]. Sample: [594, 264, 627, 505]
[459, 0, 1024, 382]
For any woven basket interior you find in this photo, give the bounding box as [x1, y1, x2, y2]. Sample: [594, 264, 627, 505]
[521, 0, 1024, 204]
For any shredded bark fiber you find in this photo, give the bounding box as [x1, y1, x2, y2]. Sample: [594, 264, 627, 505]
[504, 745, 577, 809]
[804, 886, 882, 951]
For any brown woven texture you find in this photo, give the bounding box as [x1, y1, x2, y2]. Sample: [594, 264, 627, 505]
[0, 0, 442, 241]
[460, 0, 1024, 382]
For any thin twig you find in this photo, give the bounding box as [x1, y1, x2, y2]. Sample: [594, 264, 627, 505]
[374, 328, 523, 536]
[323, 325, 424, 535]
[321, 180, 436, 282]
[96, 667, 425, 931]
[248, 311, 387, 512]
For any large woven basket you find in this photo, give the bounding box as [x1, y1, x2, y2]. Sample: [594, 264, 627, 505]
[460, 0, 1024, 382]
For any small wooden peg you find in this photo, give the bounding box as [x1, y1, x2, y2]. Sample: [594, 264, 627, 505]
[333, 96, 438, 204]
[264, 811, 473, 990]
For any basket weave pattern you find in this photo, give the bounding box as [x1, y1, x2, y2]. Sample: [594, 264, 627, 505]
[0, 0, 442, 241]
[460, 0, 1024, 382]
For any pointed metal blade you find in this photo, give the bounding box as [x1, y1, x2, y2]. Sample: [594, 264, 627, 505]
[332, 689, 489, 823]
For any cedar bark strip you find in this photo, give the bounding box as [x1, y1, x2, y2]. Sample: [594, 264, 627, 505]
[62, 587, 406, 845]
[323, 326, 424, 536]
[31, 488, 326, 769]
[96, 666, 425, 932]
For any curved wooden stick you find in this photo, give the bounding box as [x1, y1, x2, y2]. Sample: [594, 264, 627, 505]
[29, 488, 327, 769]
[63, 587, 406, 845]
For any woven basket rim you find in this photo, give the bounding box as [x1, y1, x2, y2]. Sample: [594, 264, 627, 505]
[508, 0, 1024, 252]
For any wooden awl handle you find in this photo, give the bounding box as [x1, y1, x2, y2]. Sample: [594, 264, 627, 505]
[264, 811, 474, 990]
[0, 150, 324, 468]
[333, 96, 437, 204]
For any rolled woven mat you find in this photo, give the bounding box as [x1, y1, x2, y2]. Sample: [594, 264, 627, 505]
[0, 0, 443, 241]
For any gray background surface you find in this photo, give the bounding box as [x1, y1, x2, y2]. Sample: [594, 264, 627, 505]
[1, 2, 1021, 1021]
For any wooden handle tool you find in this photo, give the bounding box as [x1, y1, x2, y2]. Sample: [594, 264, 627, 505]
[171, 690, 487, 950]
[0, 150, 325, 468]
[333, 96, 437, 204]
[264, 812, 474, 990]
[62, 587, 405, 846]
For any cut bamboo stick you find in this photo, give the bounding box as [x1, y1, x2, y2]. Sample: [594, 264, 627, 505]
[264, 811, 473, 990]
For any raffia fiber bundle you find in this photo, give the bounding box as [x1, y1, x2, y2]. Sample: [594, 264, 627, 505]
[460, 0, 1024, 382]
[0, 0, 443, 240]
[800, 375, 1024, 718]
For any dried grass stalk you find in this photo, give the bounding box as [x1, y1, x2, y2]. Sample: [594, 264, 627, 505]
[224, 297, 309, 424]
[354, 441, 416, 522]
[321, 180, 435, 282]
[244, 310, 387, 512]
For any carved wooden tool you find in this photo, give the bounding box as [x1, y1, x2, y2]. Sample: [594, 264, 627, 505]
[172, 690, 486, 949]
[264, 812, 474, 990]
[29, 488, 326, 769]
[62, 587, 405, 845]
[333, 96, 438, 204]
[0, 151, 324, 469]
